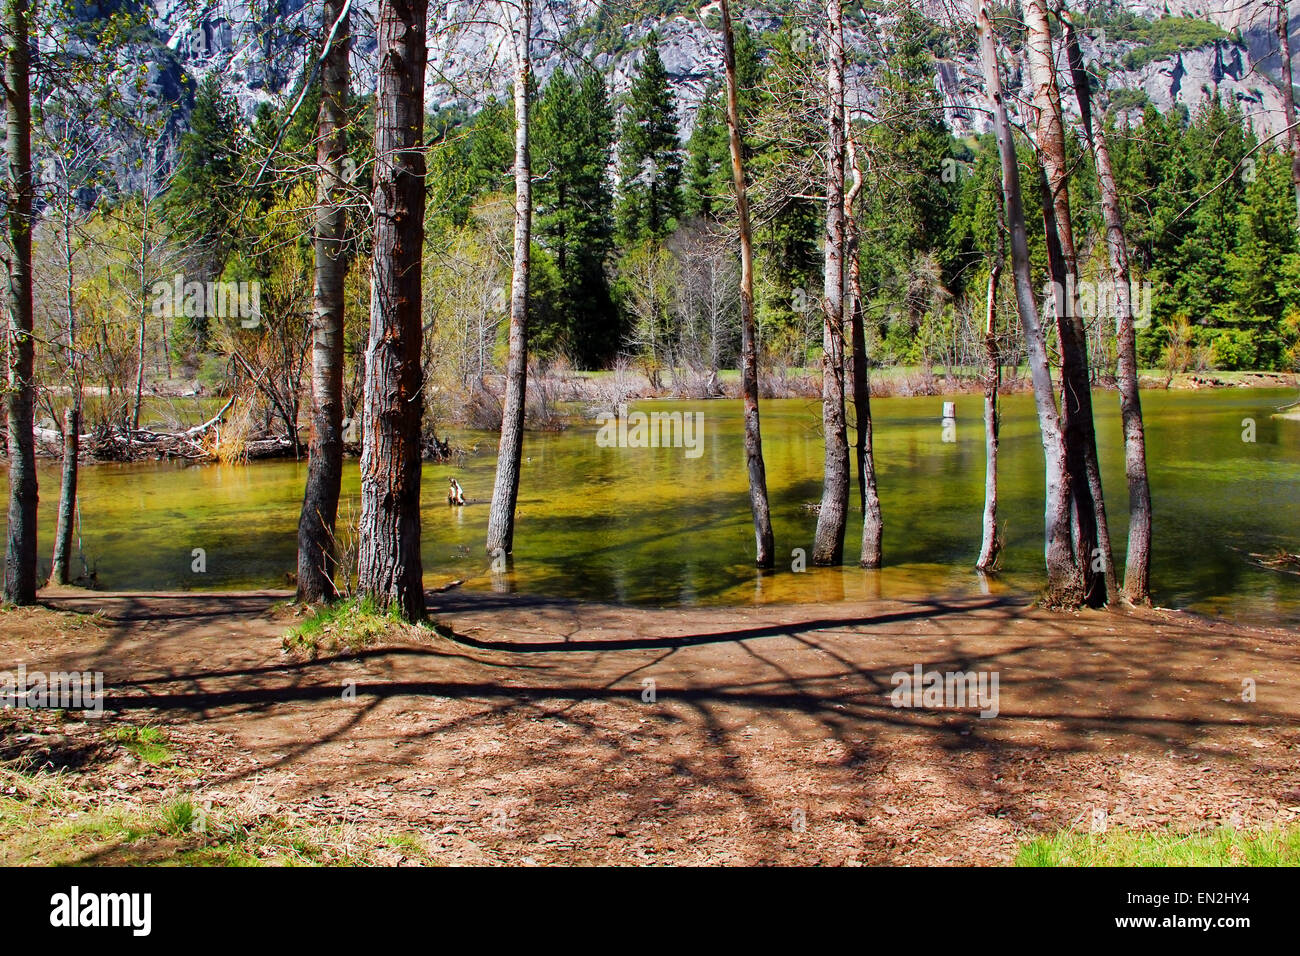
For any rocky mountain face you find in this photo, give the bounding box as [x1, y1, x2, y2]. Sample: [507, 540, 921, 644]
[107, 1, 1300, 144]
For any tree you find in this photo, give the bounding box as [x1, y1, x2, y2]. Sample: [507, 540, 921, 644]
[1058, 3, 1153, 604]
[3, 0, 36, 604]
[846, 133, 883, 568]
[971, 0, 1081, 605]
[357, 0, 429, 621]
[615, 32, 682, 245]
[297, 0, 352, 602]
[486, 0, 533, 559]
[533, 67, 616, 365]
[1276, 0, 1300, 226]
[813, 0, 850, 566]
[718, 0, 774, 568]
[1023, 0, 1113, 605]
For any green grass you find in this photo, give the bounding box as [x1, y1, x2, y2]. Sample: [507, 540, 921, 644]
[1017, 825, 1300, 866]
[0, 768, 438, 866]
[108, 725, 173, 766]
[283, 595, 423, 658]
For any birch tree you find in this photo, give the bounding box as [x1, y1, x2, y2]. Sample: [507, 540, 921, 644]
[812, 0, 849, 566]
[718, 0, 774, 567]
[971, 0, 1081, 605]
[486, 0, 532, 559]
[297, 0, 352, 602]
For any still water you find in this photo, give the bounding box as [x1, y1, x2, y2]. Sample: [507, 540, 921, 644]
[9, 389, 1299, 626]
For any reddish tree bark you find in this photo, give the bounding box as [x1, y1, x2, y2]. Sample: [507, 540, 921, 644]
[357, 0, 428, 621]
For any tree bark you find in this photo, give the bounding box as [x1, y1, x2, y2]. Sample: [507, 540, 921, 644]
[845, 134, 882, 568]
[297, 0, 352, 603]
[1279, 1, 1300, 225]
[3, 0, 37, 605]
[813, 0, 850, 566]
[50, 408, 79, 585]
[719, 0, 774, 568]
[1058, 4, 1152, 603]
[1023, 0, 1114, 606]
[977, 233, 1003, 572]
[486, 0, 532, 558]
[972, 0, 1081, 605]
[357, 0, 428, 621]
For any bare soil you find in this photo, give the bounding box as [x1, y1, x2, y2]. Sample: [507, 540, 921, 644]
[3, 587, 1299, 865]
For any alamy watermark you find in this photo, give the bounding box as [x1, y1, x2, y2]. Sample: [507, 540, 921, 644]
[595, 404, 705, 459]
[890, 664, 1000, 718]
[1, 664, 104, 717]
[151, 274, 262, 328]
[1042, 276, 1153, 329]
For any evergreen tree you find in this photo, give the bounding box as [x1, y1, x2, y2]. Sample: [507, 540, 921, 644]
[534, 68, 618, 365]
[167, 73, 241, 265]
[616, 33, 683, 244]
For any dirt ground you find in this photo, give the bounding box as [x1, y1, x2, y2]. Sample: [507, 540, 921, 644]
[3, 586, 1299, 865]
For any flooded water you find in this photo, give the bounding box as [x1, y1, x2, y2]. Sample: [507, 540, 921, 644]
[7, 389, 1299, 626]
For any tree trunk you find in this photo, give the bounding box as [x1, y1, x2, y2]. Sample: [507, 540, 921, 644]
[1023, 0, 1114, 606]
[1059, 4, 1152, 603]
[50, 408, 78, 585]
[972, 0, 1081, 606]
[845, 134, 882, 568]
[1279, 1, 1300, 225]
[977, 237, 1003, 572]
[813, 0, 849, 566]
[357, 0, 428, 621]
[486, 0, 532, 558]
[297, 0, 351, 603]
[718, 0, 774, 568]
[3, 0, 37, 605]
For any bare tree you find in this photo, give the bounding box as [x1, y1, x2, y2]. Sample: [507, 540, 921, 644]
[3, 0, 37, 604]
[486, 0, 532, 558]
[1058, 3, 1152, 603]
[813, 0, 849, 566]
[718, 0, 775, 567]
[977, 217, 1005, 572]
[357, 0, 429, 621]
[1277, 0, 1300, 225]
[297, 0, 352, 602]
[971, 0, 1081, 605]
[1023, 0, 1114, 605]
[845, 132, 882, 568]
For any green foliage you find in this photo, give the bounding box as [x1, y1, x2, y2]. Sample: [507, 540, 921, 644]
[1017, 825, 1300, 867]
[1118, 17, 1230, 72]
[534, 69, 619, 365]
[615, 33, 684, 246]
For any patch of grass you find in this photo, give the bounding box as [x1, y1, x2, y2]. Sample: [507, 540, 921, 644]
[283, 596, 423, 658]
[1016, 825, 1300, 866]
[0, 768, 438, 866]
[108, 725, 173, 766]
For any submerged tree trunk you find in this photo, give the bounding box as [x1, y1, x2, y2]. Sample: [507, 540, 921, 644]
[972, 0, 1081, 605]
[357, 0, 428, 621]
[813, 0, 849, 566]
[1023, 0, 1113, 606]
[719, 0, 774, 568]
[486, 0, 532, 558]
[297, 0, 352, 603]
[977, 232, 1003, 572]
[845, 135, 882, 568]
[1059, 4, 1152, 603]
[50, 408, 79, 585]
[1278, 0, 1300, 225]
[3, 0, 37, 605]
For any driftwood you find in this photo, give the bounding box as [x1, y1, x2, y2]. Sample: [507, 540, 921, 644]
[29, 395, 241, 461]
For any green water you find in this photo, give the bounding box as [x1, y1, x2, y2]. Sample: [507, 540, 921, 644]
[6, 389, 1299, 625]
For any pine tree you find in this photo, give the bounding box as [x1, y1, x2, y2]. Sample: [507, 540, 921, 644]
[616, 32, 683, 245]
[534, 68, 617, 365]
